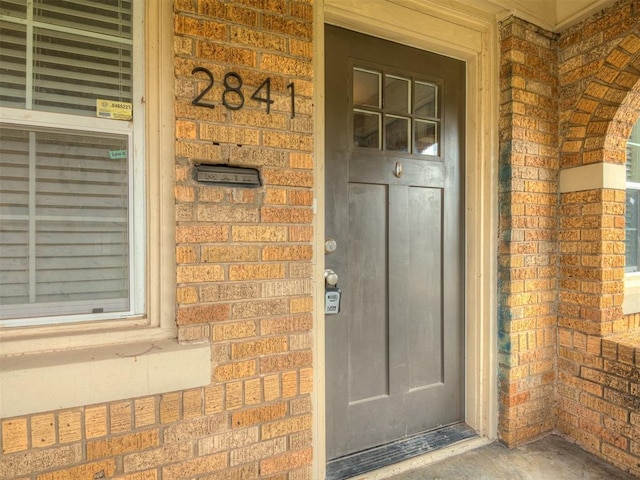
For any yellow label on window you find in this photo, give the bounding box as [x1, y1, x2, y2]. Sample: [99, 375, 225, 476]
[96, 99, 133, 120]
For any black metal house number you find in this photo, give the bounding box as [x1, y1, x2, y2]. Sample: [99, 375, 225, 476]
[191, 67, 296, 118]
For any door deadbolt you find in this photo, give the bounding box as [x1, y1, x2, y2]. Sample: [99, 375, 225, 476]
[325, 238, 337, 254]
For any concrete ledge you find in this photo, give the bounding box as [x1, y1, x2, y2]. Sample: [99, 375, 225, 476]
[603, 330, 640, 353]
[0, 339, 211, 417]
[559, 163, 625, 193]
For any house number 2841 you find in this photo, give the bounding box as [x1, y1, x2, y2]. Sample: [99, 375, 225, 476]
[191, 67, 296, 118]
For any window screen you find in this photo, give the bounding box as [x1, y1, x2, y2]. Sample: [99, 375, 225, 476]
[0, 0, 140, 324]
[0, 0, 133, 115]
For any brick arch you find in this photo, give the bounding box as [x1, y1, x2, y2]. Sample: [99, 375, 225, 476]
[605, 87, 640, 153]
[557, 26, 640, 339]
[555, 13, 640, 472]
[560, 30, 640, 168]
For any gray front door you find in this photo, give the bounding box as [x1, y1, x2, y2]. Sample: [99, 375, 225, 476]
[325, 25, 466, 460]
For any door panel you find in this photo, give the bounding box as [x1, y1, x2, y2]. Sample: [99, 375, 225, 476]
[325, 25, 465, 460]
[408, 186, 443, 389]
[347, 182, 388, 403]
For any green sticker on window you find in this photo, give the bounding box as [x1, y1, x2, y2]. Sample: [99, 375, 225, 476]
[109, 150, 127, 159]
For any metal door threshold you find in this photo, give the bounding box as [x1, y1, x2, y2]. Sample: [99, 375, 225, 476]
[326, 423, 477, 480]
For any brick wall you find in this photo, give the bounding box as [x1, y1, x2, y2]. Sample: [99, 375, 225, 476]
[173, 0, 316, 476]
[6, 0, 640, 478]
[556, 0, 640, 473]
[500, 0, 640, 474]
[498, 16, 559, 446]
[0, 1, 315, 479]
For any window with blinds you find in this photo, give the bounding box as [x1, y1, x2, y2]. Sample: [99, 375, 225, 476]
[626, 121, 640, 273]
[0, 0, 142, 325]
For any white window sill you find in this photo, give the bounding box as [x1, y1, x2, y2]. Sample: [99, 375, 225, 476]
[0, 338, 211, 418]
[623, 273, 640, 315]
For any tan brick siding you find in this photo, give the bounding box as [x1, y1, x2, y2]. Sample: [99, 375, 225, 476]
[498, 16, 559, 446]
[171, 0, 314, 476]
[7, 0, 640, 478]
[496, 0, 640, 475]
[0, 1, 314, 479]
[554, 0, 640, 474]
[173, 0, 315, 477]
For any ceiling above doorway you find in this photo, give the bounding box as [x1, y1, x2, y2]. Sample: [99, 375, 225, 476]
[429, 0, 617, 31]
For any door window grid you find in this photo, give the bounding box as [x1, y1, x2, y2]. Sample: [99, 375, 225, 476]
[352, 66, 440, 156]
[0, 0, 143, 326]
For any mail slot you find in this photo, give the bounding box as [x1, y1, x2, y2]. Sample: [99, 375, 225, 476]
[195, 164, 261, 188]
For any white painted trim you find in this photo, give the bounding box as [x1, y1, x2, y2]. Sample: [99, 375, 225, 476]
[0, 339, 211, 418]
[144, 0, 178, 340]
[312, 3, 327, 480]
[324, 0, 487, 59]
[559, 163, 626, 193]
[314, 1, 499, 477]
[424, 0, 618, 33]
[554, 0, 617, 31]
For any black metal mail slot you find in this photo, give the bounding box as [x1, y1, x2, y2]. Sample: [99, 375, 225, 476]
[195, 164, 261, 188]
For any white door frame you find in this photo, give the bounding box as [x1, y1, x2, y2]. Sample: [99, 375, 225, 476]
[312, 1, 499, 477]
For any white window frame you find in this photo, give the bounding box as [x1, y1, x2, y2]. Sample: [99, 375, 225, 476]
[624, 129, 640, 313]
[1, 0, 145, 326]
[0, 0, 211, 418]
[625, 134, 640, 275]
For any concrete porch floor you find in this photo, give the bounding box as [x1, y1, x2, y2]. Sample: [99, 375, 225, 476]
[383, 434, 637, 479]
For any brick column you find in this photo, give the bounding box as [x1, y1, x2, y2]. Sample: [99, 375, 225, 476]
[498, 17, 559, 446]
[558, 189, 626, 337]
[173, 1, 315, 477]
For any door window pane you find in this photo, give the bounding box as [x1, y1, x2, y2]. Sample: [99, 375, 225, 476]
[385, 115, 409, 152]
[354, 110, 381, 149]
[353, 68, 381, 108]
[385, 75, 410, 114]
[415, 120, 438, 156]
[415, 81, 437, 118]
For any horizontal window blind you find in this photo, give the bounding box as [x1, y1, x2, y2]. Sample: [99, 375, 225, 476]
[33, 28, 132, 115]
[0, 0, 27, 18]
[1, 0, 133, 116]
[0, 20, 27, 109]
[0, 126, 130, 319]
[34, 0, 132, 38]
